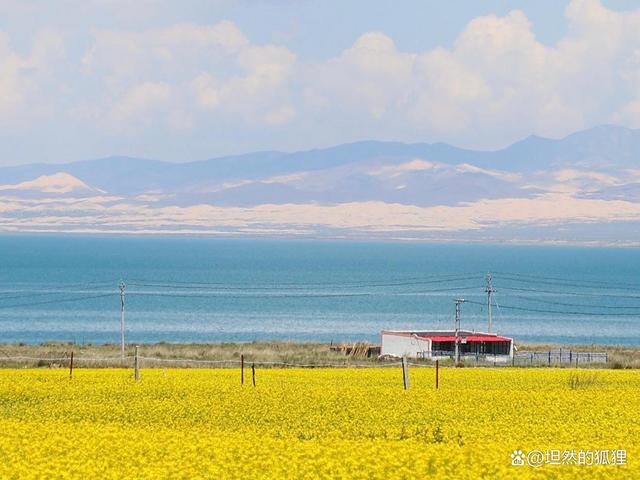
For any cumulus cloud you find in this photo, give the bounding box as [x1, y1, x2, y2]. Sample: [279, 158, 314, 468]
[108, 81, 173, 125]
[0, 29, 65, 127]
[299, 1, 640, 148]
[1, 0, 640, 157]
[304, 32, 414, 121]
[80, 21, 296, 130]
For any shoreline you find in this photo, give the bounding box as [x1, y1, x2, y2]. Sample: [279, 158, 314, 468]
[1, 341, 638, 368]
[3, 231, 640, 248]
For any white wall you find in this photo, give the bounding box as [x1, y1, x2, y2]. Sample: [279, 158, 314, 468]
[381, 333, 431, 358]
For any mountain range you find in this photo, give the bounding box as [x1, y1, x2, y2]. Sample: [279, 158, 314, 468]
[1, 124, 640, 244]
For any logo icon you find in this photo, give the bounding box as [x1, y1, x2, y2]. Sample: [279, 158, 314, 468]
[511, 450, 526, 466]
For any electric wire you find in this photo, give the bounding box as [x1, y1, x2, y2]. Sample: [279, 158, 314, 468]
[464, 299, 640, 316]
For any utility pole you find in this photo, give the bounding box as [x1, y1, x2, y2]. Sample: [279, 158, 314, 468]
[485, 273, 495, 333]
[454, 298, 465, 365]
[119, 280, 126, 359]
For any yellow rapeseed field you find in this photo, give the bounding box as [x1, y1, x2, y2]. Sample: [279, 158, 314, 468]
[0, 367, 637, 479]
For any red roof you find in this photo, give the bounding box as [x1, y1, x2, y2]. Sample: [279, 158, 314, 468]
[419, 335, 510, 343]
[465, 335, 510, 342]
[381, 331, 513, 342]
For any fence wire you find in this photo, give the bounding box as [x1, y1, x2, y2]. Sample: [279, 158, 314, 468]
[0, 351, 609, 369]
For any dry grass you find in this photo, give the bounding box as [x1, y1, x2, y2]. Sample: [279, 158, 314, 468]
[0, 341, 380, 368]
[0, 341, 637, 368]
[567, 371, 601, 389]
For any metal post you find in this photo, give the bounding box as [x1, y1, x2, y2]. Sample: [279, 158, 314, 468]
[251, 363, 256, 387]
[454, 299, 465, 366]
[485, 273, 495, 333]
[402, 356, 409, 390]
[69, 351, 74, 380]
[241, 354, 244, 385]
[435, 359, 439, 390]
[134, 345, 140, 382]
[119, 281, 126, 359]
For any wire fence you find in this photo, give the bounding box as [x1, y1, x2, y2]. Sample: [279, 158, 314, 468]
[0, 351, 610, 369]
[0, 350, 618, 394]
[513, 351, 608, 366]
[0, 354, 405, 369]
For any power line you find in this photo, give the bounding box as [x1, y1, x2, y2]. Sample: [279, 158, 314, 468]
[464, 299, 640, 316]
[129, 292, 370, 299]
[129, 271, 480, 286]
[391, 285, 484, 295]
[507, 294, 640, 310]
[0, 283, 116, 301]
[495, 273, 640, 292]
[127, 285, 482, 299]
[127, 275, 483, 291]
[494, 271, 640, 290]
[0, 279, 116, 287]
[0, 280, 483, 306]
[0, 293, 114, 310]
[496, 284, 640, 300]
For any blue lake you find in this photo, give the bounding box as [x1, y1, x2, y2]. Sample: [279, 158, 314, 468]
[0, 235, 639, 346]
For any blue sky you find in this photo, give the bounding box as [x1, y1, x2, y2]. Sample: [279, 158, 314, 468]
[0, 0, 639, 165]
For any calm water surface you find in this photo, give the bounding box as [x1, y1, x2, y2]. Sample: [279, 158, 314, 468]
[0, 235, 639, 346]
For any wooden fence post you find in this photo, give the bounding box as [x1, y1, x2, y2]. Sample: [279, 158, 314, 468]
[134, 345, 140, 382]
[435, 359, 439, 390]
[69, 351, 74, 380]
[251, 363, 256, 387]
[402, 356, 409, 390]
[241, 354, 244, 386]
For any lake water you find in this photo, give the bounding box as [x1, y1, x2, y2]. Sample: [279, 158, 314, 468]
[1, 235, 639, 346]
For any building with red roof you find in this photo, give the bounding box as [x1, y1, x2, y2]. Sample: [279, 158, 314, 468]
[381, 329, 514, 361]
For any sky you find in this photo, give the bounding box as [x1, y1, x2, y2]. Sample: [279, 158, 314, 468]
[1, 0, 640, 166]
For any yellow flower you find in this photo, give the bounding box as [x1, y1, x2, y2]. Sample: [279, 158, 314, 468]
[0, 368, 636, 479]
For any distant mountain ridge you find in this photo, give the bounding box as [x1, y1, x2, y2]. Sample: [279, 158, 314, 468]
[1, 124, 638, 197]
[0, 124, 639, 244]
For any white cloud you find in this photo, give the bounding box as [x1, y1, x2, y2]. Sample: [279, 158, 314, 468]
[82, 21, 249, 85]
[2, 0, 640, 158]
[0, 29, 65, 127]
[300, 0, 640, 148]
[79, 20, 297, 131]
[108, 81, 172, 123]
[304, 32, 414, 121]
